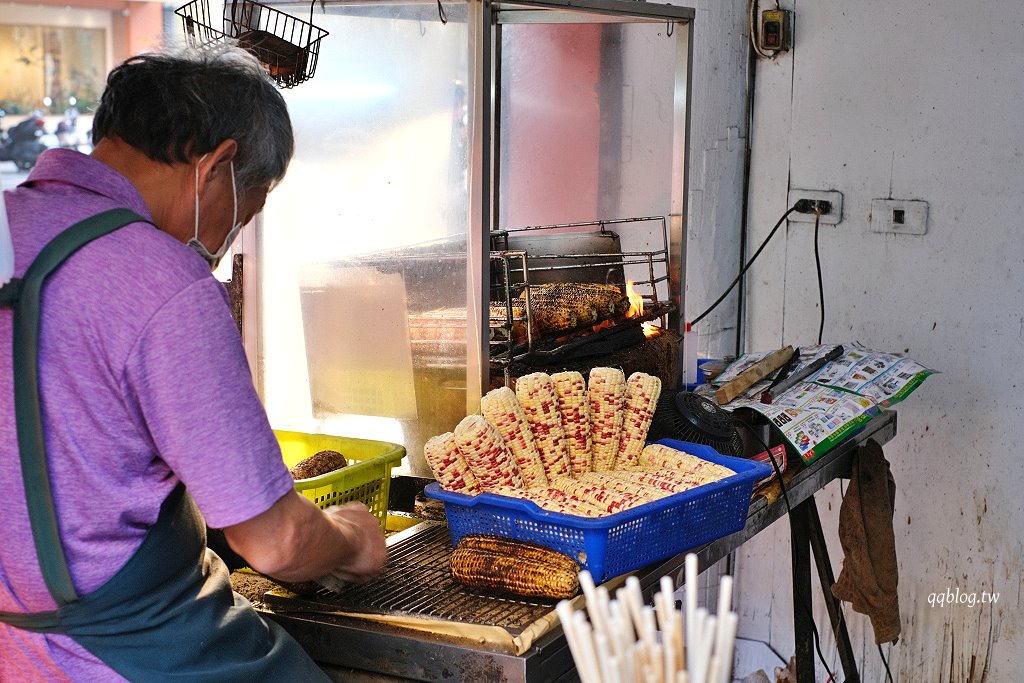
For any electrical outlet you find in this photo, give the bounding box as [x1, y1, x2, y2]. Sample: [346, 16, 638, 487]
[788, 189, 844, 225]
[870, 199, 928, 235]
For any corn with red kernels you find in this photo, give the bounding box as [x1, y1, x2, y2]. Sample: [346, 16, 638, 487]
[488, 484, 605, 517]
[574, 472, 666, 503]
[515, 372, 571, 480]
[547, 475, 646, 514]
[605, 467, 698, 494]
[551, 371, 592, 476]
[639, 444, 736, 484]
[481, 386, 549, 489]
[453, 414, 524, 492]
[587, 367, 626, 471]
[423, 432, 482, 495]
[615, 372, 663, 469]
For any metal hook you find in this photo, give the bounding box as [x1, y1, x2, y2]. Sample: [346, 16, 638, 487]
[419, 18, 426, 36]
[666, 21, 674, 37]
[437, 0, 448, 25]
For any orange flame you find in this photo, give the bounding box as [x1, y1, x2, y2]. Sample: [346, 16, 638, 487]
[625, 281, 644, 318]
[642, 322, 661, 338]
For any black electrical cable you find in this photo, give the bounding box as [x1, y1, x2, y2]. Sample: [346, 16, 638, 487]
[691, 204, 799, 328]
[878, 643, 894, 682]
[740, 421, 839, 683]
[813, 209, 825, 345]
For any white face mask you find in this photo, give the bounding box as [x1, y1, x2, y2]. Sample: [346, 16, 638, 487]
[188, 154, 242, 270]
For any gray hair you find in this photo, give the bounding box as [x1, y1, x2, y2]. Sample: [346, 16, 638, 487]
[91, 44, 294, 194]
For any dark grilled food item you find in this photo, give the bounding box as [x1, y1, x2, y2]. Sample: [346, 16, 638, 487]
[450, 535, 580, 599]
[289, 449, 348, 480]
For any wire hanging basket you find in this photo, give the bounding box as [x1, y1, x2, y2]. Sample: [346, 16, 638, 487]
[175, 0, 329, 88]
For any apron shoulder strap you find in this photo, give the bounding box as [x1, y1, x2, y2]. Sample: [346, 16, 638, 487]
[12, 208, 151, 606]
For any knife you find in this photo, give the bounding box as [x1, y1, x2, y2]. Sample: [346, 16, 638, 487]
[760, 344, 844, 404]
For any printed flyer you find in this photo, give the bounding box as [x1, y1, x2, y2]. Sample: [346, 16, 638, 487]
[711, 343, 936, 463]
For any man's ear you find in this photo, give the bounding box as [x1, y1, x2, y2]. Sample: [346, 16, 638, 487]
[198, 139, 239, 189]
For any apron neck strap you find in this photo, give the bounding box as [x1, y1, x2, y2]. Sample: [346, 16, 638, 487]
[12, 208, 150, 605]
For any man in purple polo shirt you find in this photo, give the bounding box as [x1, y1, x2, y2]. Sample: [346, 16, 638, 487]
[0, 47, 386, 679]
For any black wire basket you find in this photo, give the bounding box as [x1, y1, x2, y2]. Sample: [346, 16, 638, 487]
[175, 0, 329, 88]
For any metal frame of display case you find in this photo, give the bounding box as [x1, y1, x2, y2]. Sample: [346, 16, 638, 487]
[465, 0, 695, 401]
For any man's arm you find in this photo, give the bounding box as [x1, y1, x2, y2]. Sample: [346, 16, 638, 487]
[222, 490, 387, 583]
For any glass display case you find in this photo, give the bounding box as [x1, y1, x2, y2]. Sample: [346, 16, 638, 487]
[228, 0, 694, 476]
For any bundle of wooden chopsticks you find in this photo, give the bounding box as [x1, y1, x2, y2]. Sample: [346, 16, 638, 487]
[556, 555, 737, 683]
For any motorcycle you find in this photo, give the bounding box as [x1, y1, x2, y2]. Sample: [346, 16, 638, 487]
[0, 111, 48, 170]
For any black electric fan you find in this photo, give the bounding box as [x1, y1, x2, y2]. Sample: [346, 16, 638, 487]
[647, 390, 745, 457]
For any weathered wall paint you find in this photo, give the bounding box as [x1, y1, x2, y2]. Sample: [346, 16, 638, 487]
[737, 0, 1024, 680]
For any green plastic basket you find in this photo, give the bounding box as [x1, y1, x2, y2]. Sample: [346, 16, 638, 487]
[275, 430, 405, 530]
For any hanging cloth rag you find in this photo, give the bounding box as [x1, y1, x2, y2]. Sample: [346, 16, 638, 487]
[831, 438, 901, 645]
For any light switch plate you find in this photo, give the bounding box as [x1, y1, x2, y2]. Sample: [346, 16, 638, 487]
[870, 199, 928, 235]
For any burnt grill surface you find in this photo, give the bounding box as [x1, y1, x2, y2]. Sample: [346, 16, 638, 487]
[262, 524, 558, 635]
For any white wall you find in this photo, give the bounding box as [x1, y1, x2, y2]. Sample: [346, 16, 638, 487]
[735, 0, 1024, 680]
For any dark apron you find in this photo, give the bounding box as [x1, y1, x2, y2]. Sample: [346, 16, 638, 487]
[0, 208, 329, 682]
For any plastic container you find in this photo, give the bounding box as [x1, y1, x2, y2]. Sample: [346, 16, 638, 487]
[275, 430, 405, 529]
[425, 439, 771, 582]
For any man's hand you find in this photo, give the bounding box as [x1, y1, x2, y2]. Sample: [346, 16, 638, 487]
[222, 491, 386, 584]
[324, 502, 388, 583]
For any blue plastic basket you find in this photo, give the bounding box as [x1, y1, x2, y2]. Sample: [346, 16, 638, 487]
[425, 439, 771, 582]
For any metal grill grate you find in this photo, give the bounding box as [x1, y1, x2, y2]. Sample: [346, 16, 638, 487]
[262, 524, 558, 634]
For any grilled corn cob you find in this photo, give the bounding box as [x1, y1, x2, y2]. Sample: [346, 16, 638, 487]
[512, 292, 580, 334]
[551, 371, 592, 476]
[615, 372, 663, 469]
[480, 386, 549, 489]
[588, 367, 626, 471]
[527, 283, 626, 321]
[423, 432, 482, 495]
[548, 475, 646, 514]
[453, 415, 525, 492]
[456, 535, 580, 574]
[639, 444, 736, 484]
[450, 544, 580, 599]
[515, 373, 571, 480]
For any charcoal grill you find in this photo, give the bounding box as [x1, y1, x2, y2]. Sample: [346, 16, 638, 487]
[263, 524, 558, 634]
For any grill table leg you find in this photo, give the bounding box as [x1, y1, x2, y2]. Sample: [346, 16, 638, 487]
[808, 498, 860, 682]
[789, 498, 816, 683]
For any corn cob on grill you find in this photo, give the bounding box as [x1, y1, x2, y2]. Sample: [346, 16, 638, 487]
[615, 372, 663, 469]
[481, 386, 549, 489]
[551, 371, 592, 476]
[515, 373, 571, 480]
[450, 538, 580, 599]
[456, 534, 581, 573]
[423, 432, 482, 495]
[523, 283, 630, 320]
[453, 415, 524, 492]
[587, 367, 627, 471]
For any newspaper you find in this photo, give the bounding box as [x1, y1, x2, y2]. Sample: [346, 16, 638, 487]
[711, 343, 936, 464]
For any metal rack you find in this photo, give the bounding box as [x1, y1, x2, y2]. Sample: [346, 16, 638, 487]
[488, 216, 674, 380]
